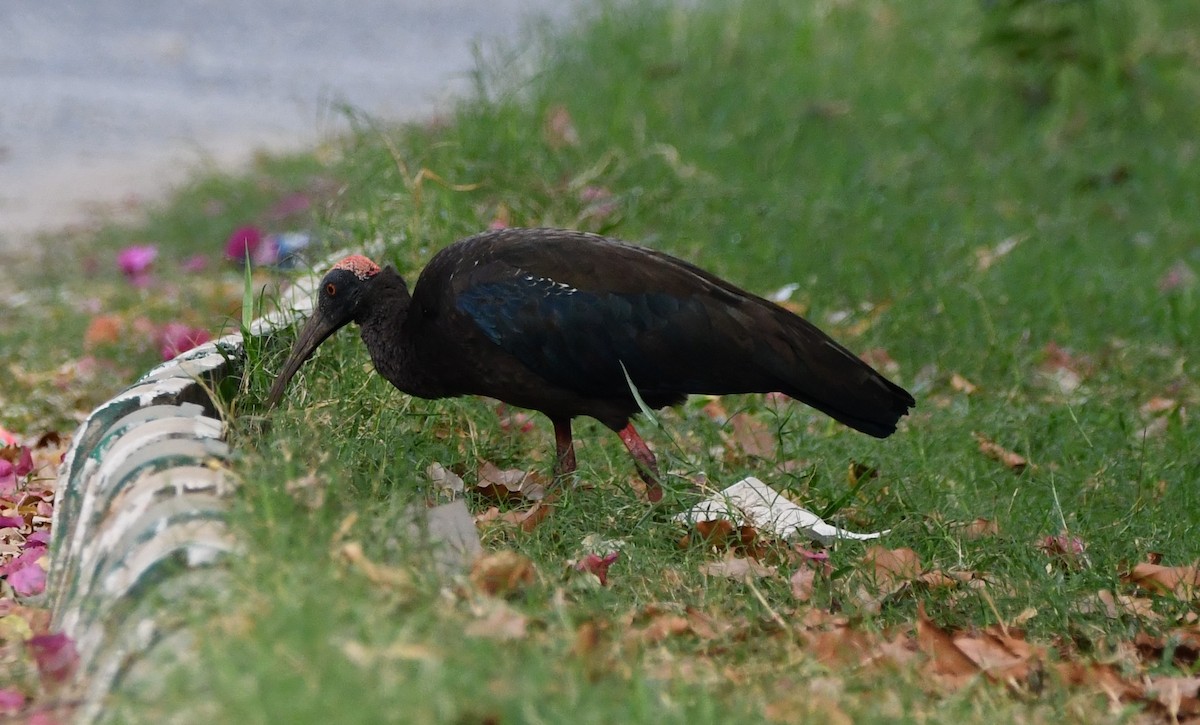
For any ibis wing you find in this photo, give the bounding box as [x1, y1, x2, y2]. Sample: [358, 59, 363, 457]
[455, 276, 745, 404]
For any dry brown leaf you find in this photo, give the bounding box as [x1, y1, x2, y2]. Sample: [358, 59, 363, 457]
[723, 413, 777, 460]
[475, 459, 546, 502]
[790, 565, 818, 603]
[572, 619, 606, 659]
[1093, 589, 1161, 621]
[426, 462, 464, 495]
[701, 397, 729, 422]
[950, 373, 978, 395]
[847, 461, 878, 486]
[284, 473, 326, 510]
[1146, 675, 1200, 720]
[629, 610, 692, 644]
[543, 104, 579, 149]
[973, 432, 1029, 472]
[473, 495, 556, 533]
[465, 601, 529, 640]
[699, 553, 776, 582]
[917, 606, 981, 683]
[951, 517, 999, 539]
[864, 546, 922, 589]
[858, 347, 898, 374]
[975, 235, 1024, 271]
[683, 607, 737, 641]
[1124, 562, 1200, 601]
[470, 550, 536, 597]
[83, 315, 123, 348]
[337, 541, 413, 592]
[804, 626, 880, 668]
[1140, 396, 1179, 416]
[1055, 661, 1144, 703]
[678, 519, 761, 555]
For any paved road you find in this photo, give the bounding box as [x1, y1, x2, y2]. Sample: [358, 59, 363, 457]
[0, 0, 566, 251]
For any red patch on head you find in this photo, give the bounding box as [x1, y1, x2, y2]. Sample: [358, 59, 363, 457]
[331, 255, 381, 280]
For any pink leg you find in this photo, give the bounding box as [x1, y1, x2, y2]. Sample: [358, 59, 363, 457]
[617, 422, 663, 502]
[552, 417, 576, 478]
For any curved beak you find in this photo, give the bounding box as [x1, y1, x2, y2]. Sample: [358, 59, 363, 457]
[266, 311, 345, 408]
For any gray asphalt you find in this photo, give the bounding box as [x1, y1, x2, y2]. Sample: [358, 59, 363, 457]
[0, 0, 566, 251]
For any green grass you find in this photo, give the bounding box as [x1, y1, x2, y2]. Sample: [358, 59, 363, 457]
[6, 0, 1200, 721]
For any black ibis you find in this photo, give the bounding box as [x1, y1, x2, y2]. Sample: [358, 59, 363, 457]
[266, 228, 914, 501]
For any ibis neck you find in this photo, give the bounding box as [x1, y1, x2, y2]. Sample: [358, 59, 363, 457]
[356, 269, 446, 399]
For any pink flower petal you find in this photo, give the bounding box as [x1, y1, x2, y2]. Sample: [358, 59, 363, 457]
[224, 225, 263, 262]
[117, 245, 158, 278]
[0, 460, 15, 494]
[14, 447, 33, 477]
[0, 546, 45, 577]
[27, 531, 51, 546]
[251, 235, 281, 266]
[0, 425, 16, 446]
[268, 192, 311, 219]
[158, 323, 213, 360]
[9, 561, 46, 596]
[27, 633, 79, 685]
[181, 254, 209, 273]
[0, 515, 24, 528]
[0, 687, 25, 715]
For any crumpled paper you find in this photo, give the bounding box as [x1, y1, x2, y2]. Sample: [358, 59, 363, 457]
[675, 476, 887, 546]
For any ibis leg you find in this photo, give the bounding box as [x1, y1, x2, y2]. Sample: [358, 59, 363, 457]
[617, 422, 663, 502]
[552, 417, 577, 478]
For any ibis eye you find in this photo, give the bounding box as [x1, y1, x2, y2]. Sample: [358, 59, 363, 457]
[325, 283, 337, 296]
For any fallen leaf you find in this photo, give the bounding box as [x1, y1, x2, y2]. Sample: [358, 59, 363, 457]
[83, 315, 123, 348]
[27, 632, 79, 686]
[573, 551, 619, 586]
[1146, 675, 1200, 720]
[847, 460, 877, 486]
[1074, 589, 1159, 621]
[1038, 533, 1088, 568]
[950, 373, 978, 395]
[284, 473, 326, 510]
[973, 432, 1029, 472]
[975, 234, 1025, 271]
[337, 541, 413, 592]
[1140, 397, 1179, 416]
[426, 462, 464, 495]
[1124, 562, 1200, 601]
[858, 347, 899, 375]
[917, 606, 981, 682]
[470, 550, 536, 597]
[677, 519, 759, 553]
[9, 560, 46, 596]
[628, 609, 691, 644]
[1158, 260, 1197, 292]
[0, 688, 25, 715]
[543, 104, 580, 149]
[465, 601, 529, 640]
[698, 553, 776, 581]
[475, 460, 546, 502]
[723, 413, 776, 460]
[951, 518, 999, 539]
[790, 565, 818, 602]
[864, 546, 922, 591]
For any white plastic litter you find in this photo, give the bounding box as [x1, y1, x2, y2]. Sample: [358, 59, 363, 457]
[674, 476, 888, 546]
